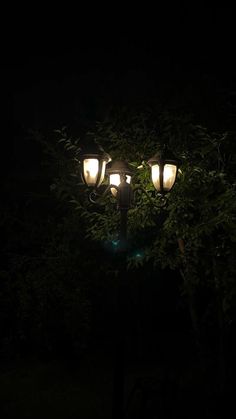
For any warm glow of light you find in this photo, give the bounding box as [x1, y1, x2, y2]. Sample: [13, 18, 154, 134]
[151, 164, 160, 191]
[83, 158, 99, 186]
[109, 174, 131, 196]
[163, 164, 177, 191]
[151, 163, 177, 192]
[110, 174, 121, 188]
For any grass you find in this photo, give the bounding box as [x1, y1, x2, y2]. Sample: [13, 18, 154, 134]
[0, 346, 233, 418]
[0, 354, 113, 419]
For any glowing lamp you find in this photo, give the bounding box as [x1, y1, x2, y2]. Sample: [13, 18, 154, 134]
[148, 151, 179, 193]
[106, 160, 133, 196]
[80, 145, 111, 188]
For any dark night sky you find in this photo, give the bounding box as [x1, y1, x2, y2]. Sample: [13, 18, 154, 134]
[1, 6, 236, 179]
[1, 6, 236, 120]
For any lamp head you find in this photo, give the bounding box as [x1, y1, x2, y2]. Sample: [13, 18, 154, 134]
[148, 149, 179, 193]
[106, 160, 133, 196]
[80, 143, 111, 188]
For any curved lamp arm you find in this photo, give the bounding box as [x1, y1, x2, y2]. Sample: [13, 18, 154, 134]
[88, 184, 119, 204]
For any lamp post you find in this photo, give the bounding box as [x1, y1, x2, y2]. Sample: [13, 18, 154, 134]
[80, 148, 179, 250]
[106, 160, 134, 251]
[80, 144, 179, 419]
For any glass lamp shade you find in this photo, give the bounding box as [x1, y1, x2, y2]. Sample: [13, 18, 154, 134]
[80, 147, 111, 188]
[106, 160, 133, 197]
[148, 152, 179, 193]
[151, 163, 177, 192]
[109, 173, 131, 196]
[83, 158, 106, 187]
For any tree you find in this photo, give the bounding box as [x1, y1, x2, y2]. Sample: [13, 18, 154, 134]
[51, 106, 236, 392]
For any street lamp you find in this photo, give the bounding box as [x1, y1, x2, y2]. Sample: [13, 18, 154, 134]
[79, 144, 179, 419]
[80, 144, 179, 257]
[80, 146, 179, 213]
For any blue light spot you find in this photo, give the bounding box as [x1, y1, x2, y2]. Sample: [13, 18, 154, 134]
[112, 240, 120, 247]
[133, 250, 144, 259]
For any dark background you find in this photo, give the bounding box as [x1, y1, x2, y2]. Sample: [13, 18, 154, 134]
[1, 6, 236, 128]
[0, 6, 236, 418]
[1, 6, 236, 182]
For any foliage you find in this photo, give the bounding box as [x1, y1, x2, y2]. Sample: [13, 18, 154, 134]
[51, 107, 236, 371]
[0, 201, 94, 358]
[52, 108, 235, 274]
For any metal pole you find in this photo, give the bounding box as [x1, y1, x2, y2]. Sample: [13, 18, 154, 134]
[120, 209, 128, 252]
[112, 208, 128, 419]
